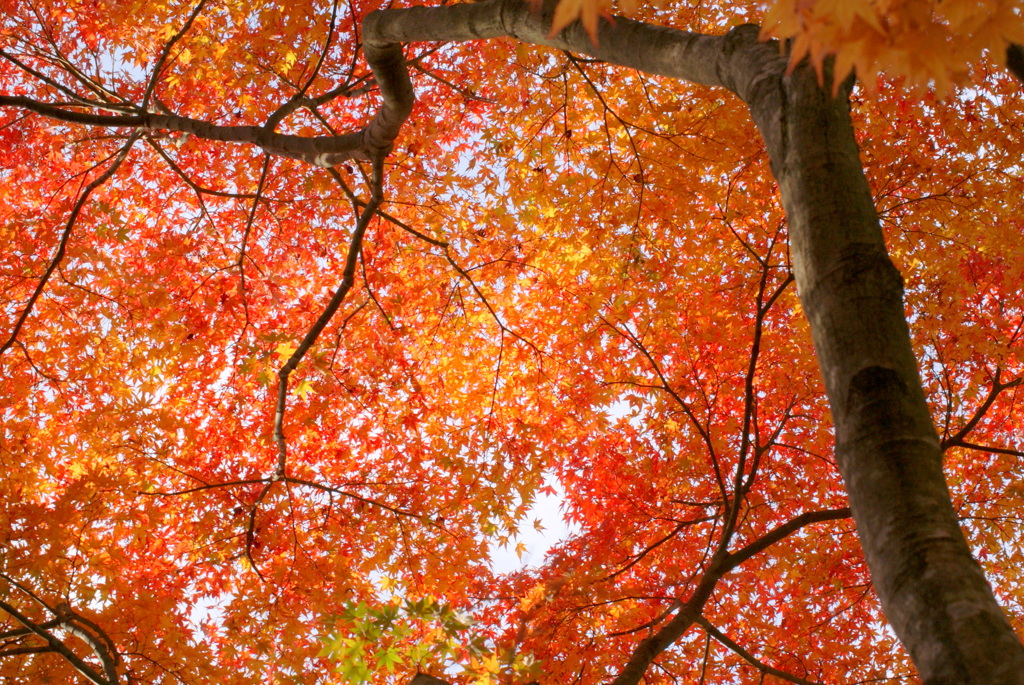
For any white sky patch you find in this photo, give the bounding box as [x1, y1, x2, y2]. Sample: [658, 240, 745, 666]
[489, 474, 578, 574]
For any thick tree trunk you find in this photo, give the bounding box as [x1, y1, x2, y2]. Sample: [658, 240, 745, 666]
[365, 2, 1024, 681]
[740, 45, 1024, 685]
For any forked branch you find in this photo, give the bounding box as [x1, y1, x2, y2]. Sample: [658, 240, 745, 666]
[0, 592, 121, 685]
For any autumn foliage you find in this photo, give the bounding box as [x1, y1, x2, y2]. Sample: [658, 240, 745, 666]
[1, 0, 1023, 683]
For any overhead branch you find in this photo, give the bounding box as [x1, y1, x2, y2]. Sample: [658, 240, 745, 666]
[0, 576, 121, 683]
[598, 315, 727, 502]
[947, 441, 1024, 459]
[144, 135, 276, 200]
[0, 645, 54, 657]
[606, 506, 849, 685]
[265, 0, 342, 130]
[284, 476, 430, 522]
[245, 480, 274, 580]
[603, 515, 717, 582]
[722, 261, 795, 545]
[143, 0, 211, 110]
[724, 508, 851, 573]
[0, 601, 114, 685]
[1, 0, 752, 169]
[0, 616, 64, 639]
[695, 616, 824, 685]
[607, 554, 724, 685]
[0, 94, 372, 165]
[361, 0, 743, 90]
[237, 154, 272, 301]
[0, 48, 116, 108]
[52, 603, 121, 685]
[941, 369, 1021, 453]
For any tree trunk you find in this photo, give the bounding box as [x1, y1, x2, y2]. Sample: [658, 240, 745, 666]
[741, 44, 1024, 685]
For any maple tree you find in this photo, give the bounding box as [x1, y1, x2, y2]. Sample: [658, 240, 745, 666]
[1, 0, 1024, 682]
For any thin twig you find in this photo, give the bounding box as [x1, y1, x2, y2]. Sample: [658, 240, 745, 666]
[0, 130, 140, 358]
[603, 515, 717, 582]
[142, 0, 210, 110]
[695, 616, 824, 685]
[265, 0, 342, 130]
[237, 155, 272, 339]
[146, 136, 273, 200]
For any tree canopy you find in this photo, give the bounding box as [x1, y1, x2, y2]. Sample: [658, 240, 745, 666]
[1, 0, 1023, 683]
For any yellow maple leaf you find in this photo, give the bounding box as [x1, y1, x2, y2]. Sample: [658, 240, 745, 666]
[292, 379, 315, 400]
[275, 342, 297, 360]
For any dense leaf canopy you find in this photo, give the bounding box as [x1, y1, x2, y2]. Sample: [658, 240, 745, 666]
[0, 0, 1022, 683]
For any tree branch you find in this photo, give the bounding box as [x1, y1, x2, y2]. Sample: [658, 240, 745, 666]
[1, 0, 749, 168]
[695, 616, 824, 685]
[941, 369, 1021, 452]
[0, 601, 113, 685]
[606, 506, 849, 685]
[724, 507, 851, 572]
[0, 130, 139, 358]
[273, 155, 384, 476]
[142, 0, 210, 110]
[0, 94, 378, 165]
[53, 603, 121, 684]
